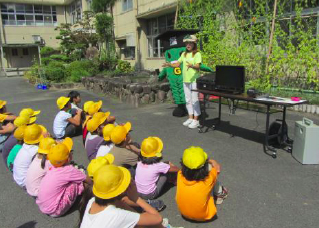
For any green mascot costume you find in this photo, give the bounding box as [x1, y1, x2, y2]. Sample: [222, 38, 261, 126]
[157, 30, 213, 117]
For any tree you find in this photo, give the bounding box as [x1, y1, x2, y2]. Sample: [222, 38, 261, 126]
[55, 12, 99, 61]
[92, 0, 118, 58]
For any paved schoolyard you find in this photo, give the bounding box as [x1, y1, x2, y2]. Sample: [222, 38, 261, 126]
[0, 77, 318, 228]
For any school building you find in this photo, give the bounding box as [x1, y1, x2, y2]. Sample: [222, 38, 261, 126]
[112, 0, 178, 71]
[0, 0, 178, 75]
[0, 0, 92, 75]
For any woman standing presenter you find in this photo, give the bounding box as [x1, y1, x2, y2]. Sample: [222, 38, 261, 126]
[162, 35, 202, 129]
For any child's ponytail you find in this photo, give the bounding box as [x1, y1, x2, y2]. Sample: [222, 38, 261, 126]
[41, 154, 47, 169]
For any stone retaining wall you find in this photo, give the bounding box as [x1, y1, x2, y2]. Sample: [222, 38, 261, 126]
[82, 77, 319, 115]
[82, 77, 174, 107]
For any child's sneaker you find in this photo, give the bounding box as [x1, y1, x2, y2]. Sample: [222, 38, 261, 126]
[147, 199, 166, 211]
[188, 119, 200, 129]
[216, 186, 228, 205]
[183, 118, 193, 126]
[162, 218, 184, 228]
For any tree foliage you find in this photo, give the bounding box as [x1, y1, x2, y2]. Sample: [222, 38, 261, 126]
[55, 12, 99, 60]
[177, 0, 319, 91]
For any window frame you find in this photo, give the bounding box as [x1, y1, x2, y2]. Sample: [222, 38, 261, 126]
[0, 3, 57, 27]
[146, 13, 175, 58]
[12, 48, 18, 56]
[23, 48, 29, 56]
[122, 0, 133, 12]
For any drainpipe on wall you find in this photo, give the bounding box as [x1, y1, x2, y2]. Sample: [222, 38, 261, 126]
[136, 0, 142, 71]
[38, 46, 42, 66]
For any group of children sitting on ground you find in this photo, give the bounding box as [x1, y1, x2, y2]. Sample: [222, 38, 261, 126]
[0, 91, 228, 228]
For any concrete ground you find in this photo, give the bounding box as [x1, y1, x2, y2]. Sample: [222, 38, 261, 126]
[0, 77, 318, 228]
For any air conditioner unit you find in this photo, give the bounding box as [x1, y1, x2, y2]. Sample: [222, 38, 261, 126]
[32, 35, 42, 43]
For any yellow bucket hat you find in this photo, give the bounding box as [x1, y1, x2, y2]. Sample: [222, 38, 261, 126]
[38, 137, 56, 154]
[87, 112, 110, 133]
[93, 164, 131, 199]
[102, 124, 116, 141]
[141, 137, 163, 158]
[87, 154, 115, 177]
[110, 122, 131, 145]
[87, 100, 103, 116]
[183, 34, 198, 43]
[48, 137, 73, 167]
[13, 125, 27, 141]
[182, 146, 208, 169]
[23, 124, 47, 145]
[14, 115, 36, 127]
[0, 113, 7, 123]
[0, 100, 7, 109]
[83, 101, 94, 113]
[57, 96, 71, 110]
[19, 108, 41, 117]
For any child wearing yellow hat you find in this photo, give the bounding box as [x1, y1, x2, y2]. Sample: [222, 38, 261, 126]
[108, 122, 140, 169]
[36, 137, 92, 217]
[135, 137, 179, 203]
[81, 100, 95, 145]
[13, 124, 47, 188]
[6, 125, 26, 172]
[95, 123, 115, 158]
[0, 100, 17, 120]
[175, 146, 228, 222]
[2, 115, 37, 166]
[85, 112, 111, 161]
[79, 164, 182, 228]
[53, 96, 82, 139]
[25, 137, 56, 197]
[0, 100, 17, 152]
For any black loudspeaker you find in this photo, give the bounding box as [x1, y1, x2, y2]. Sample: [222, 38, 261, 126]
[215, 66, 245, 94]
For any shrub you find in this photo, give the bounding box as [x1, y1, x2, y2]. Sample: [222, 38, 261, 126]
[117, 60, 133, 73]
[44, 61, 66, 82]
[42, 57, 52, 66]
[24, 70, 38, 84]
[66, 60, 99, 82]
[50, 54, 70, 62]
[99, 56, 118, 71]
[40, 46, 57, 57]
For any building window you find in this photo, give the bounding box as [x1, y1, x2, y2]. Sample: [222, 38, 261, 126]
[122, 0, 133, 12]
[0, 3, 57, 26]
[23, 48, 29, 55]
[12, 48, 18, 56]
[146, 13, 175, 58]
[124, 47, 135, 59]
[69, 0, 82, 24]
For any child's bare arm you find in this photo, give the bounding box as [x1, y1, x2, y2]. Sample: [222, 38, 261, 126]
[5, 115, 17, 121]
[0, 123, 15, 134]
[168, 161, 180, 172]
[126, 143, 141, 155]
[67, 110, 82, 126]
[126, 182, 163, 226]
[83, 176, 93, 185]
[208, 159, 221, 173]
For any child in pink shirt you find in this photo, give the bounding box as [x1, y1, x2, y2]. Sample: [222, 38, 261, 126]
[25, 137, 56, 197]
[135, 137, 179, 201]
[36, 138, 92, 217]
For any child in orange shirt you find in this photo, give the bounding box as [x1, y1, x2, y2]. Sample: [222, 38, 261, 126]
[175, 146, 228, 222]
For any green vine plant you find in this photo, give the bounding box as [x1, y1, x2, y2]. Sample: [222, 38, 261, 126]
[176, 0, 319, 92]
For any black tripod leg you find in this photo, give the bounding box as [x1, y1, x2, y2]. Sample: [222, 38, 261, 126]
[198, 94, 207, 133]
